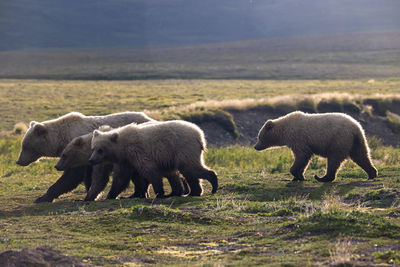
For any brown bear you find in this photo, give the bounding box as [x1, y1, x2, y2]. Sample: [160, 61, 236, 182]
[254, 111, 377, 182]
[16, 111, 155, 202]
[89, 120, 218, 197]
[55, 126, 190, 200]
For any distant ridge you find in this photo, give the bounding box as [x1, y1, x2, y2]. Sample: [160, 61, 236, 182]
[1, 31, 400, 80]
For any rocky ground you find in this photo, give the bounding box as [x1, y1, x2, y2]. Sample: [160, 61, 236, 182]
[0, 247, 89, 267]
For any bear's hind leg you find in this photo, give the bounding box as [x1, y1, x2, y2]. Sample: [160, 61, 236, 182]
[314, 156, 344, 182]
[179, 168, 203, 196]
[203, 170, 218, 194]
[129, 177, 149, 198]
[350, 148, 377, 180]
[290, 153, 312, 181]
[181, 164, 218, 194]
[165, 171, 187, 197]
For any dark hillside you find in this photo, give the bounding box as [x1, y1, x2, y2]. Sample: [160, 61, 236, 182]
[1, 0, 400, 50]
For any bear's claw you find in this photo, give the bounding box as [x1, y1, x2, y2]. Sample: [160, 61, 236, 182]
[314, 174, 335, 182]
[34, 194, 54, 203]
[292, 176, 305, 181]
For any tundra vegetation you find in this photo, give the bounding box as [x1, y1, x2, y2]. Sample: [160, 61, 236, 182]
[0, 79, 400, 265]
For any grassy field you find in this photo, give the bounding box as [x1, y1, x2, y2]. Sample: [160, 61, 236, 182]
[1, 79, 400, 265]
[1, 79, 400, 132]
[1, 138, 400, 265]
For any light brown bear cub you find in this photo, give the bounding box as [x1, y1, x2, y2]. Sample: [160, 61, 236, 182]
[17, 112, 154, 166]
[55, 126, 189, 200]
[254, 111, 377, 182]
[89, 120, 218, 197]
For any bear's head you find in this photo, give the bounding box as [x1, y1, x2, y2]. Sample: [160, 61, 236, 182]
[89, 130, 119, 165]
[55, 136, 91, 171]
[16, 121, 52, 166]
[254, 120, 280, 151]
[55, 125, 112, 170]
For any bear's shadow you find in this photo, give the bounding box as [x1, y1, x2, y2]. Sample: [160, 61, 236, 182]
[221, 178, 378, 202]
[0, 195, 207, 219]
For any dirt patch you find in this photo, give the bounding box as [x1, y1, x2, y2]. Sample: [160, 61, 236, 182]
[0, 247, 89, 267]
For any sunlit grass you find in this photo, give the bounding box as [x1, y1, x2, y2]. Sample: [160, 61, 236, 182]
[1, 79, 400, 265]
[1, 79, 400, 131]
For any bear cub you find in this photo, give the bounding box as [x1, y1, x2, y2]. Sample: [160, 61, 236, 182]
[55, 125, 189, 200]
[89, 120, 218, 197]
[255, 111, 377, 182]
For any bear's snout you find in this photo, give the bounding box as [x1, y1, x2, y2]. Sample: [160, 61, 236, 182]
[54, 163, 64, 171]
[88, 154, 101, 165]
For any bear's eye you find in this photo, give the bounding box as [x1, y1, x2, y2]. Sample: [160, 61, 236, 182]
[97, 148, 104, 154]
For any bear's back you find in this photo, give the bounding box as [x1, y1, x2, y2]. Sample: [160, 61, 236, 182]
[89, 112, 154, 129]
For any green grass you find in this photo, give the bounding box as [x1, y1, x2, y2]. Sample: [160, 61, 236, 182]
[1, 79, 400, 265]
[1, 137, 400, 265]
[386, 111, 400, 134]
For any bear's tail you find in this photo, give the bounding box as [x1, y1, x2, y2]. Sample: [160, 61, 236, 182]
[197, 134, 207, 152]
[314, 174, 335, 182]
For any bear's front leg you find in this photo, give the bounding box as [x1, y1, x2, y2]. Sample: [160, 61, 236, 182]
[107, 164, 136, 199]
[34, 194, 55, 203]
[129, 172, 150, 198]
[83, 165, 93, 192]
[34, 166, 87, 203]
[147, 174, 165, 198]
[290, 153, 312, 181]
[84, 163, 113, 201]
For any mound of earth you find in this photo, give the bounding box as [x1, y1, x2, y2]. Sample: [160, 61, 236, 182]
[200, 108, 400, 147]
[0, 247, 88, 267]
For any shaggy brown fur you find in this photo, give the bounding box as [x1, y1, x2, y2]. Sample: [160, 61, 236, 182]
[16, 111, 155, 203]
[17, 112, 154, 165]
[254, 111, 377, 182]
[89, 120, 218, 197]
[55, 127, 189, 200]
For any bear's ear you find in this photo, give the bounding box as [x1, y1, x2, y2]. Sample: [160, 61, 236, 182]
[110, 132, 119, 143]
[99, 125, 112, 132]
[33, 123, 47, 136]
[264, 120, 274, 130]
[93, 130, 100, 137]
[74, 137, 83, 146]
[29, 121, 38, 128]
